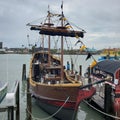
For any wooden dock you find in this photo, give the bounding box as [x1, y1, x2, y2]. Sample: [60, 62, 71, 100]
[91, 94, 104, 110]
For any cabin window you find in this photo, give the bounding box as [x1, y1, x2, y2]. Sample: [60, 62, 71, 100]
[48, 69, 61, 76]
[44, 54, 48, 63]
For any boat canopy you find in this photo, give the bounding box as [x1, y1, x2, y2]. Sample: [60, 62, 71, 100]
[93, 60, 120, 75]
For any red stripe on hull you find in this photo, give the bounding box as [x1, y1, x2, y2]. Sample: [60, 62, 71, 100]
[33, 86, 96, 111]
[34, 95, 76, 109]
[46, 100, 76, 109]
[34, 96, 77, 120]
[75, 87, 96, 110]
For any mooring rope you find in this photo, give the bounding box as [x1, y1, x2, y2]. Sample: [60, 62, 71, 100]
[83, 100, 120, 119]
[26, 96, 70, 120]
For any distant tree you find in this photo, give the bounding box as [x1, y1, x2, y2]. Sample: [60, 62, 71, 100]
[118, 51, 120, 55]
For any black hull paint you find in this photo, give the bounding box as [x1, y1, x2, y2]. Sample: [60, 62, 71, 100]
[36, 97, 77, 120]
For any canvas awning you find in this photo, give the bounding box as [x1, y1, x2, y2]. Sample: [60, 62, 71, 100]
[94, 60, 120, 75]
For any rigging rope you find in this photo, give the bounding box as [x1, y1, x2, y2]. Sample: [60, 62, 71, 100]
[26, 96, 70, 120]
[64, 37, 81, 72]
[28, 16, 47, 25]
[83, 100, 120, 120]
[67, 20, 86, 32]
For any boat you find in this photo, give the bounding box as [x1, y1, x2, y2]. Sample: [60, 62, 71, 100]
[0, 82, 7, 103]
[85, 60, 120, 119]
[98, 48, 120, 61]
[27, 4, 96, 120]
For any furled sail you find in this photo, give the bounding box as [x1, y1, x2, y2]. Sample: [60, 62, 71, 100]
[30, 25, 84, 38]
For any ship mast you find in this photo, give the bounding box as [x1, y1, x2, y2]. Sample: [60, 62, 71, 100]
[48, 5, 51, 66]
[61, 1, 64, 81]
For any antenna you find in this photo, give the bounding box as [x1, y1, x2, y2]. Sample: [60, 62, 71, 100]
[48, 5, 50, 14]
[61, 1, 63, 12]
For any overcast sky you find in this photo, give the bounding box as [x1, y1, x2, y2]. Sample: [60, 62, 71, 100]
[0, 0, 120, 49]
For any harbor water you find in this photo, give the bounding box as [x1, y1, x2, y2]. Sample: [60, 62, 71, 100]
[0, 54, 104, 120]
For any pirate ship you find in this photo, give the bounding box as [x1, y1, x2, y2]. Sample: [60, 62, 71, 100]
[27, 4, 96, 120]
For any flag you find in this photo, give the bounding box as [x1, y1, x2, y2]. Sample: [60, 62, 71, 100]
[80, 45, 86, 52]
[65, 23, 70, 26]
[63, 17, 67, 21]
[90, 60, 97, 68]
[61, 1, 63, 9]
[59, 16, 67, 21]
[65, 25, 72, 29]
[61, 4, 63, 9]
[86, 52, 92, 60]
[65, 23, 71, 28]
[75, 39, 81, 46]
[75, 34, 79, 39]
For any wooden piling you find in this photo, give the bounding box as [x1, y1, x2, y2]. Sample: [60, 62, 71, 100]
[22, 64, 26, 80]
[104, 83, 113, 120]
[88, 66, 91, 88]
[26, 78, 32, 120]
[79, 65, 82, 76]
[71, 63, 74, 74]
[15, 81, 20, 120]
[8, 106, 14, 120]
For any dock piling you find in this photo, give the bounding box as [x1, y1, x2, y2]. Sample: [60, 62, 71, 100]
[79, 65, 82, 76]
[104, 83, 113, 120]
[8, 106, 14, 120]
[15, 81, 20, 120]
[88, 66, 91, 89]
[26, 78, 32, 120]
[22, 64, 26, 80]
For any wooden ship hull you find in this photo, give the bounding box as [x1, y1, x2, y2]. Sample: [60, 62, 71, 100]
[28, 3, 96, 119]
[29, 52, 96, 120]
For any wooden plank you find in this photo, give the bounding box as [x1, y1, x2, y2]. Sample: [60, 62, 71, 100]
[92, 94, 104, 109]
[0, 106, 17, 112]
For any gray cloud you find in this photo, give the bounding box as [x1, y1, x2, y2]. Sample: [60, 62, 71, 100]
[0, 0, 120, 49]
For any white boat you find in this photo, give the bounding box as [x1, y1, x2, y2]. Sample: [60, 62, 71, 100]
[0, 82, 7, 103]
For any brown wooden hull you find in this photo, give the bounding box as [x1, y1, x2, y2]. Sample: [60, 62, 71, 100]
[35, 96, 77, 120]
[30, 79, 96, 120]
[29, 52, 96, 120]
[30, 82, 79, 120]
[31, 83, 79, 103]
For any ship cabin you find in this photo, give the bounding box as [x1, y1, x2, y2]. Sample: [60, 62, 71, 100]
[31, 52, 63, 84]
